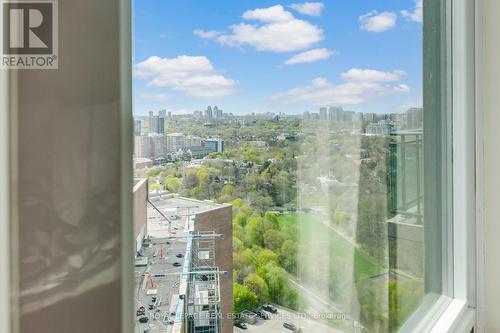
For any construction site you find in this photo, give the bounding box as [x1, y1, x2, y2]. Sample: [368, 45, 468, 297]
[133, 180, 233, 333]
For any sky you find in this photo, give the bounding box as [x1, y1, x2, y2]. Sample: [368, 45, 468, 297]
[133, 0, 423, 116]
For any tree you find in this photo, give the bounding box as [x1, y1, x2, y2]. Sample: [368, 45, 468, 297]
[263, 229, 285, 251]
[244, 273, 270, 303]
[233, 223, 245, 243]
[233, 237, 244, 253]
[279, 240, 297, 274]
[165, 176, 181, 193]
[222, 184, 234, 196]
[184, 171, 199, 189]
[263, 212, 279, 228]
[256, 249, 279, 268]
[234, 212, 248, 227]
[150, 182, 162, 191]
[233, 283, 258, 314]
[281, 286, 299, 310]
[263, 262, 287, 302]
[246, 215, 265, 246]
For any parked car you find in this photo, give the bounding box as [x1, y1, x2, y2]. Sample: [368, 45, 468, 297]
[136, 306, 145, 316]
[234, 320, 247, 330]
[253, 309, 269, 320]
[240, 310, 258, 324]
[283, 321, 297, 331]
[138, 317, 149, 323]
[262, 304, 278, 313]
[173, 262, 181, 267]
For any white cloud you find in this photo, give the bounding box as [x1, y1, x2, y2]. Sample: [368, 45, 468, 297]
[193, 29, 222, 39]
[289, 2, 324, 16]
[134, 55, 237, 99]
[138, 92, 170, 102]
[341, 68, 406, 82]
[284, 48, 334, 65]
[271, 68, 409, 106]
[195, 5, 323, 53]
[359, 11, 397, 32]
[242, 5, 294, 23]
[402, 0, 423, 23]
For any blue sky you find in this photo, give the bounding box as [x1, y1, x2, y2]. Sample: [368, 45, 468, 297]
[133, 0, 423, 116]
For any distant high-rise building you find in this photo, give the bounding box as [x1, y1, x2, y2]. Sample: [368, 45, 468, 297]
[134, 135, 151, 158]
[363, 113, 376, 122]
[319, 107, 328, 121]
[303, 111, 311, 120]
[193, 110, 203, 119]
[205, 106, 213, 119]
[148, 110, 166, 134]
[150, 134, 165, 158]
[204, 138, 224, 153]
[343, 110, 355, 122]
[134, 119, 142, 136]
[406, 107, 423, 130]
[328, 106, 344, 122]
[134, 134, 165, 159]
[186, 135, 204, 157]
[213, 106, 223, 118]
[166, 133, 185, 153]
[366, 120, 393, 136]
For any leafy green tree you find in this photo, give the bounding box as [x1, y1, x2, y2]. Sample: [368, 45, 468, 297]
[281, 286, 299, 310]
[222, 184, 234, 196]
[246, 215, 265, 246]
[263, 229, 285, 251]
[233, 237, 244, 252]
[150, 183, 162, 191]
[234, 212, 248, 227]
[244, 273, 270, 303]
[165, 176, 181, 192]
[263, 262, 287, 302]
[279, 240, 297, 274]
[233, 283, 258, 314]
[241, 248, 256, 266]
[256, 249, 279, 268]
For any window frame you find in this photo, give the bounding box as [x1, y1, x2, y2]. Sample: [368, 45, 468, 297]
[399, 0, 478, 332]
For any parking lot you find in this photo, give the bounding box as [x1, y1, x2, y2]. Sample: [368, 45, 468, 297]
[234, 306, 347, 333]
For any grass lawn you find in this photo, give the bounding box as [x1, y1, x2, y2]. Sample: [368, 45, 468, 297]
[278, 212, 384, 279]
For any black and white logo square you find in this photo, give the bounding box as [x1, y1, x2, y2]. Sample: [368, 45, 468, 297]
[1, 1, 58, 69]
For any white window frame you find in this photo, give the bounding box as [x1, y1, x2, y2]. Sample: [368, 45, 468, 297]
[399, 0, 478, 332]
[430, 0, 478, 331]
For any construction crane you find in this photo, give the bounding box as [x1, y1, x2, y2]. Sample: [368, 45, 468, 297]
[148, 198, 174, 235]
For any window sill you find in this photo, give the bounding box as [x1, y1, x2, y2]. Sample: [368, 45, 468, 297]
[429, 299, 475, 333]
[398, 295, 475, 333]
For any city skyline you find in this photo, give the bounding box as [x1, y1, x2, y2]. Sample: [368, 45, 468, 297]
[133, 0, 423, 116]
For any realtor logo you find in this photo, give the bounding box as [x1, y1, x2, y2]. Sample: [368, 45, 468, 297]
[1, 1, 58, 69]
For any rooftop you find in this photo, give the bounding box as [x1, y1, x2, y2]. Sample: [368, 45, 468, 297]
[135, 195, 226, 333]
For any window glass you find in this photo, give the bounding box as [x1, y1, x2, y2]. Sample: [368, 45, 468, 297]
[132, 1, 451, 332]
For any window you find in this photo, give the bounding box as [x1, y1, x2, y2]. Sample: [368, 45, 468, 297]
[131, 1, 477, 332]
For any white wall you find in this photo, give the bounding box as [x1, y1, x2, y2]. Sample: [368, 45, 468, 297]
[480, 0, 500, 331]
